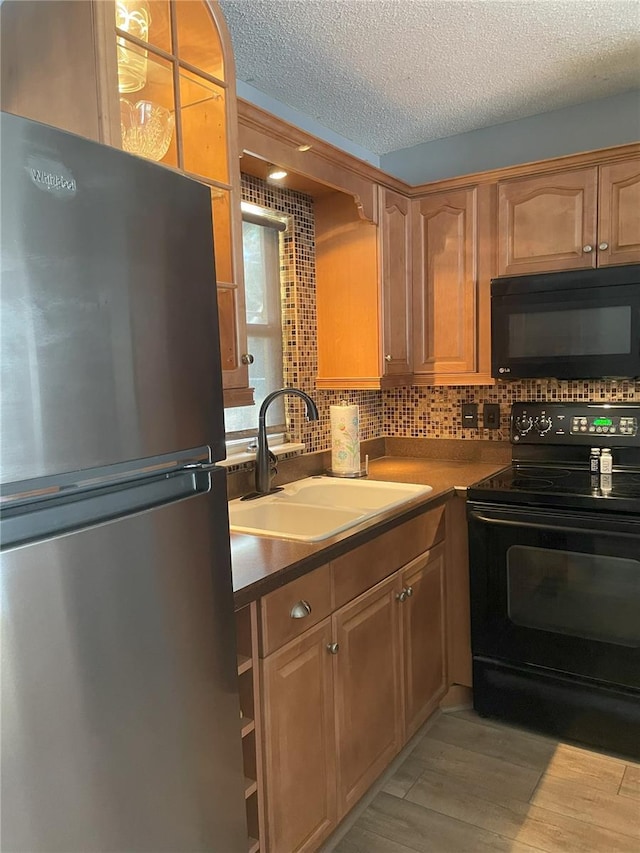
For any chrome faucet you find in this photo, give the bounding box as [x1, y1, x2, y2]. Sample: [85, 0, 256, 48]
[254, 388, 319, 496]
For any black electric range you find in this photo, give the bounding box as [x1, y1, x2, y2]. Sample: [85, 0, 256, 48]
[468, 402, 640, 513]
[467, 401, 640, 759]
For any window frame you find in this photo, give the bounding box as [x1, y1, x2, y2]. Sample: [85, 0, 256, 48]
[224, 202, 291, 448]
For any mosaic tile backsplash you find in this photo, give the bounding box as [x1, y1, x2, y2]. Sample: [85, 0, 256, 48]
[241, 174, 639, 452]
[383, 380, 640, 442]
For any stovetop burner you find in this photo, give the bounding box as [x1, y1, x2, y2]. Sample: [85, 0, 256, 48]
[467, 402, 640, 514]
[468, 464, 640, 513]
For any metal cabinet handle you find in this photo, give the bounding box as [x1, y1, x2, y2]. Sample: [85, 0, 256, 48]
[582, 245, 593, 253]
[241, 353, 254, 365]
[405, 586, 413, 597]
[327, 642, 339, 655]
[385, 354, 392, 362]
[598, 242, 609, 251]
[290, 600, 312, 619]
[396, 590, 407, 603]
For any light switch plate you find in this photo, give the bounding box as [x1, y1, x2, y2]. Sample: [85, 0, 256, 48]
[483, 403, 500, 430]
[461, 403, 479, 429]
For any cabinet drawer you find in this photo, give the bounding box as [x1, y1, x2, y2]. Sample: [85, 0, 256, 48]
[259, 563, 332, 656]
[332, 504, 446, 609]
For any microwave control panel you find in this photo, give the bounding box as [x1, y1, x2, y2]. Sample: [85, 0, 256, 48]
[511, 403, 640, 445]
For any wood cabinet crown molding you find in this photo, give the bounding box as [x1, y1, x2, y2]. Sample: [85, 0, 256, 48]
[238, 98, 405, 222]
[238, 97, 640, 201]
[410, 141, 640, 196]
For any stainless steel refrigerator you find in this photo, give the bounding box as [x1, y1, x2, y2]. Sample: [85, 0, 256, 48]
[0, 111, 247, 852]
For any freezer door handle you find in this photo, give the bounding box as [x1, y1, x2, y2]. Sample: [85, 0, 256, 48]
[1, 469, 212, 551]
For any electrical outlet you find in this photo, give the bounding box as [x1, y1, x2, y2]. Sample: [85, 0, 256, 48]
[461, 403, 479, 429]
[483, 403, 500, 430]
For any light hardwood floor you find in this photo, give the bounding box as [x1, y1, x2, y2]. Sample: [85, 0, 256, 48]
[332, 710, 640, 853]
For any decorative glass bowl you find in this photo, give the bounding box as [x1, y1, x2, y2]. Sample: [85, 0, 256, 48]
[120, 99, 175, 162]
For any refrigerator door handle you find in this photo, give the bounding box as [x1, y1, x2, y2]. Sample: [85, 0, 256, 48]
[183, 462, 220, 472]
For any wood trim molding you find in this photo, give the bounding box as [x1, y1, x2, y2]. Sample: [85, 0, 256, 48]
[410, 142, 640, 196]
[238, 99, 394, 222]
[224, 386, 256, 408]
[315, 377, 384, 390]
[237, 98, 640, 202]
[412, 372, 496, 386]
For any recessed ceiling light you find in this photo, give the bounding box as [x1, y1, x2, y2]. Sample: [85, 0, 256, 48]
[267, 164, 288, 180]
[297, 144, 312, 152]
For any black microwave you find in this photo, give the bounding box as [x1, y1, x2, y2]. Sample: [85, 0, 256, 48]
[491, 264, 640, 380]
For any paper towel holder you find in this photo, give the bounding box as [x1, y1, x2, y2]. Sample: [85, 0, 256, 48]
[326, 455, 369, 478]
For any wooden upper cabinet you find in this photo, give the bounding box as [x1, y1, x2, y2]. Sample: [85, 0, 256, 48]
[0, 1, 120, 145]
[497, 159, 640, 276]
[598, 159, 640, 267]
[413, 188, 479, 384]
[316, 191, 381, 389]
[315, 186, 412, 390]
[113, 0, 250, 402]
[380, 188, 412, 381]
[1, 0, 251, 404]
[497, 168, 598, 275]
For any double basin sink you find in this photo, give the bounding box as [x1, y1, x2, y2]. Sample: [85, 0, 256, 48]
[228, 476, 433, 542]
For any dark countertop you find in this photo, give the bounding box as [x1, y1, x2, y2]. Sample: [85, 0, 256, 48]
[231, 456, 508, 608]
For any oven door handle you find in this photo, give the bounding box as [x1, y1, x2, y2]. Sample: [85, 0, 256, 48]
[468, 509, 640, 538]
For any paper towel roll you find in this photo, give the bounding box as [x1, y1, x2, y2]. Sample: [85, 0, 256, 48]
[330, 401, 360, 474]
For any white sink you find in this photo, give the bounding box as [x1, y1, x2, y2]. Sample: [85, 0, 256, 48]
[228, 476, 433, 542]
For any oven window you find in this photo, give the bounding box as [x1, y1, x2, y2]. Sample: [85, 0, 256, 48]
[508, 305, 631, 358]
[507, 545, 640, 647]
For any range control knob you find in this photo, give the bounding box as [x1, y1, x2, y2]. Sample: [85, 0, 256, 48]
[515, 415, 533, 435]
[535, 415, 553, 436]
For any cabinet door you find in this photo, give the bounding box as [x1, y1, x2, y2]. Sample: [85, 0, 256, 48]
[412, 188, 477, 380]
[380, 188, 412, 381]
[333, 575, 402, 818]
[598, 159, 640, 267]
[400, 543, 447, 741]
[0, 0, 120, 145]
[261, 619, 336, 853]
[497, 168, 598, 275]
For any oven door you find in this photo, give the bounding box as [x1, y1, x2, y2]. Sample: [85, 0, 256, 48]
[468, 503, 640, 689]
[491, 281, 640, 379]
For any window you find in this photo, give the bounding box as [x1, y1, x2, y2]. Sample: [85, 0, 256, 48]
[224, 204, 287, 439]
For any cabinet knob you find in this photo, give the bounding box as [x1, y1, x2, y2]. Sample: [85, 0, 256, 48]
[290, 600, 312, 619]
[582, 245, 593, 253]
[241, 353, 254, 365]
[396, 590, 407, 603]
[598, 242, 609, 251]
[405, 586, 413, 597]
[385, 354, 392, 362]
[327, 642, 339, 655]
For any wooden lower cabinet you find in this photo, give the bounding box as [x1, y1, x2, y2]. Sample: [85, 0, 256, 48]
[260, 534, 448, 851]
[261, 619, 336, 853]
[401, 543, 447, 740]
[333, 574, 403, 818]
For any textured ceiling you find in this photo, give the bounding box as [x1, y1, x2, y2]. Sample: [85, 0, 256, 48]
[219, 0, 640, 155]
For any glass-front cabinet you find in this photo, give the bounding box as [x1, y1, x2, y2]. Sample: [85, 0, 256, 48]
[113, 0, 250, 404]
[0, 0, 252, 405]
